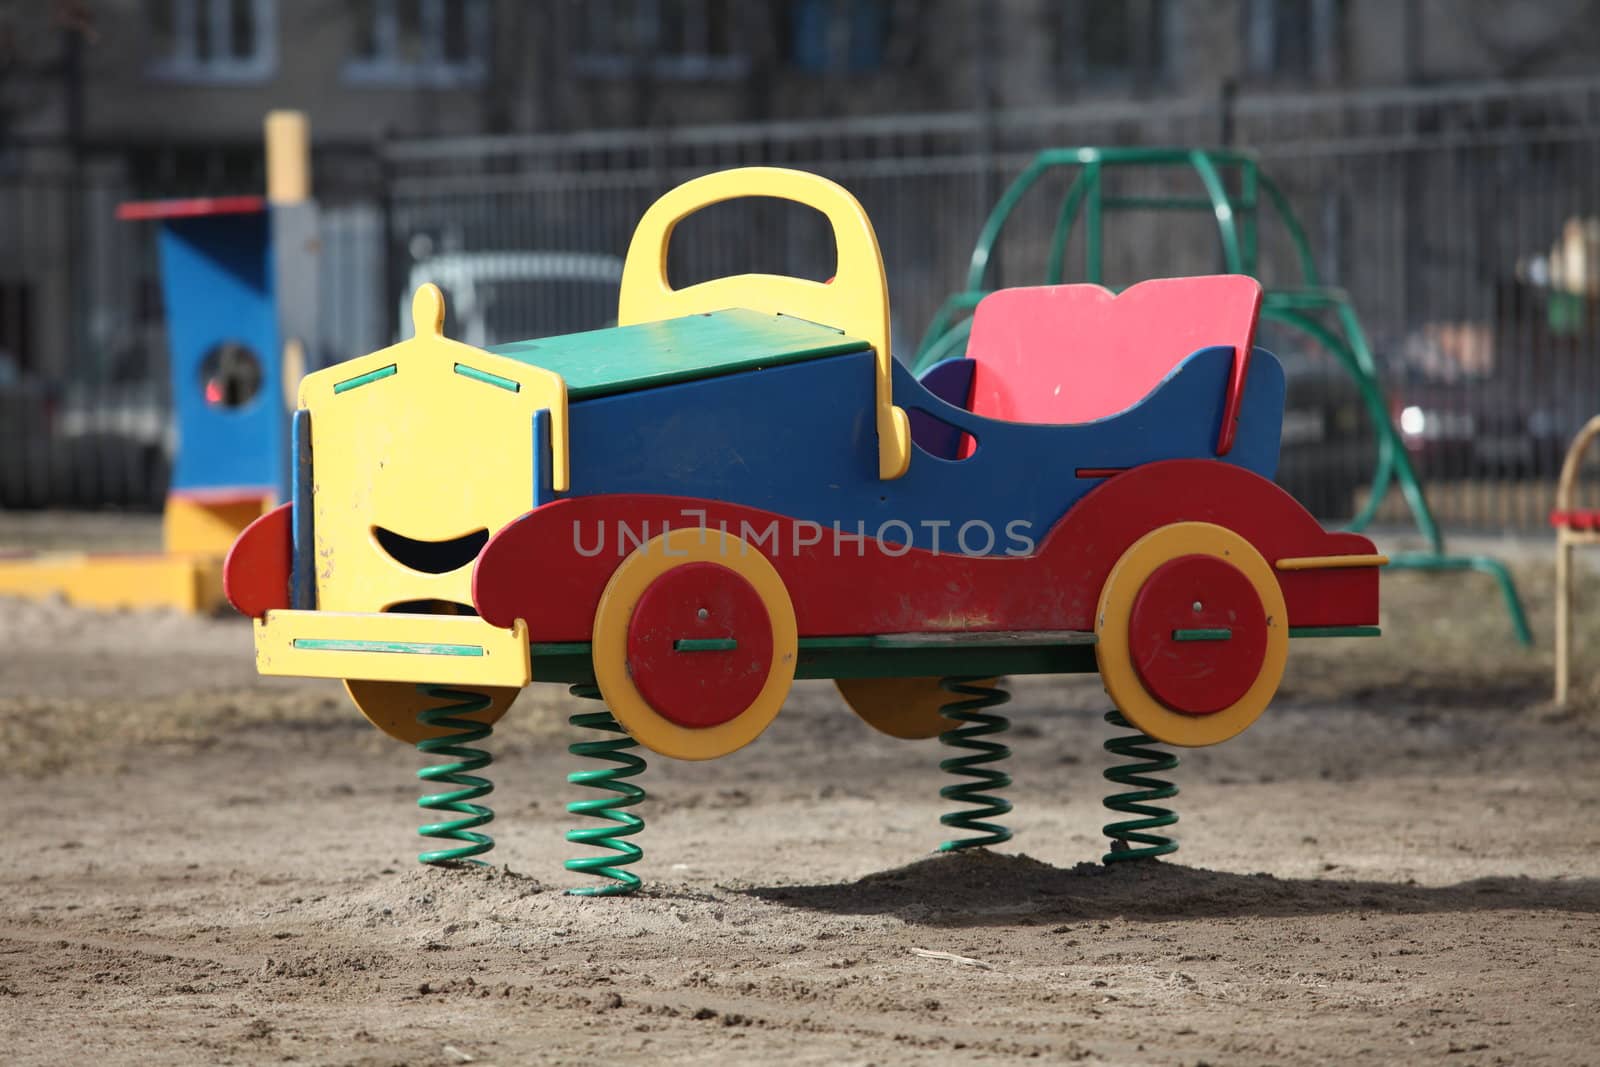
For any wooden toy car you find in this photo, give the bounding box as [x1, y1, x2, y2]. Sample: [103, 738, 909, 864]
[225, 166, 1382, 762]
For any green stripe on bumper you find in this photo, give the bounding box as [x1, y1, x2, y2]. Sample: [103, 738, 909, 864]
[292, 638, 485, 657]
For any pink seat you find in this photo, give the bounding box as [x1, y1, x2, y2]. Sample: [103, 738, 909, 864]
[965, 275, 1263, 455]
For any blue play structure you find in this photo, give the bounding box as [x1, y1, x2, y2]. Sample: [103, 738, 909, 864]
[141, 203, 295, 499]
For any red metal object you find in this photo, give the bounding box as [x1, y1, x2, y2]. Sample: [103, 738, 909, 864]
[625, 562, 774, 729]
[1551, 509, 1600, 530]
[116, 196, 268, 222]
[964, 276, 1261, 455]
[1128, 554, 1267, 715]
[223, 503, 293, 618]
[475, 459, 1378, 642]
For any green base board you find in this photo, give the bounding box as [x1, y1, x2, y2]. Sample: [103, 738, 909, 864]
[525, 626, 1379, 685]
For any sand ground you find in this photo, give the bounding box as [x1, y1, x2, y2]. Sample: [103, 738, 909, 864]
[2, 516, 1599, 1065]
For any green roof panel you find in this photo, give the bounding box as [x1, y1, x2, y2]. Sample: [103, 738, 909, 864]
[487, 308, 869, 400]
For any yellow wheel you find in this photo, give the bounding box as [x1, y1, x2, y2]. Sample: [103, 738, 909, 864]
[836, 676, 997, 739]
[592, 527, 798, 760]
[342, 679, 520, 744]
[1094, 521, 1288, 747]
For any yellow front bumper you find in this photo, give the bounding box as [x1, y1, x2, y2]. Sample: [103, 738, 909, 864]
[253, 610, 532, 687]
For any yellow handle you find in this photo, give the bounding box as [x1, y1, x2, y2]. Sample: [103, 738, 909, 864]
[1557, 414, 1600, 512]
[618, 167, 909, 480]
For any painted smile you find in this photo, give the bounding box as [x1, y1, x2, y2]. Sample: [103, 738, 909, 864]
[373, 525, 490, 574]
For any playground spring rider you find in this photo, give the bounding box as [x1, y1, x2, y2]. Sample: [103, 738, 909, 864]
[225, 167, 1384, 893]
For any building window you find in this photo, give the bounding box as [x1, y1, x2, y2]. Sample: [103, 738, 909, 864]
[1244, 0, 1339, 82]
[343, 0, 492, 88]
[146, 0, 278, 84]
[787, 0, 889, 74]
[1057, 0, 1170, 88]
[574, 0, 750, 81]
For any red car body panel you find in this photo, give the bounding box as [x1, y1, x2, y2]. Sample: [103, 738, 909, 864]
[473, 460, 1378, 643]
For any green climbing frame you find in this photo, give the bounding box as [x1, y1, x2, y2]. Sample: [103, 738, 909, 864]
[911, 146, 1532, 646]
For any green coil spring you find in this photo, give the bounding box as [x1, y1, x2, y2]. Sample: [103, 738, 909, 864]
[565, 684, 647, 897]
[937, 676, 1014, 852]
[1101, 709, 1179, 864]
[414, 684, 496, 866]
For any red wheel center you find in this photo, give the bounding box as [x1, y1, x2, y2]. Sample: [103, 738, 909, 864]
[625, 561, 774, 729]
[1127, 554, 1268, 715]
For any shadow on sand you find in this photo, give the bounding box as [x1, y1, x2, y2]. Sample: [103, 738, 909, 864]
[1277, 668, 1550, 714]
[742, 850, 1600, 926]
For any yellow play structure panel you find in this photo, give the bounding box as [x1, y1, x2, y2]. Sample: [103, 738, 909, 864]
[297, 284, 568, 618]
[0, 552, 224, 614]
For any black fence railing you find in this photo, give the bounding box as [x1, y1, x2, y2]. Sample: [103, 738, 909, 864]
[0, 138, 385, 512]
[3, 77, 1598, 530]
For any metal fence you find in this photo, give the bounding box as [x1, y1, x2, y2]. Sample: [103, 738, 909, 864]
[0, 138, 383, 510]
[4, 76, 1599, 531]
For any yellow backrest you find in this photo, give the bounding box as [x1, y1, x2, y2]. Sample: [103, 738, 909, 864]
[618, 167, 910, 480]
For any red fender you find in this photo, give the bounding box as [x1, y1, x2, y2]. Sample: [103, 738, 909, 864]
[224, 502, 293, 618]
[1048, 459, 1379, 628]
[474, 461, 1376, 642]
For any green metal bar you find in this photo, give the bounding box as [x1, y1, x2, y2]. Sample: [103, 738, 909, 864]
[911, 314, 976, 373]
[1263, 307, 1529, 643]
[1289, 625, 1382, 639]
[1262, 288, 1361, 312]
[802, 643, 1100, 680]
[674, 638, 737, 652]
[292, 638, 485, 657]
[1261, 303, 1439, 549]
[960, 146, 1272, 296]
[1261, 294, 1402, 537]
[965, 156, 1057, 291]
[453, 363, 520, 393]
[942, 148, 1268, 352]
[800, 635, 878, 649]
[1173, 628, 1231, 642]
[528, 619, 1393, 686]
[931, 147, 1438, 553]
[1261, 305, 1395, 534]
[1387, 553, 1534, 647]
[1071, 146, 1259, 168]
[1347, 414, 1400, 533]
[529, 636, 1101, 683]
[1239, 160, 1259, 276]
[531, 641, 591, 656]
[1188, 150, 1244, 274]
[1257, 172, 1325, 287]
[333, 363, 397, 394]
[1084, 161, 1104, 284]
[912, 291, 983, 370]
[1342, 305, 1436, 549]
[526, 649, 596, 684]
[1260, 297, 1528, 644]
[1336, 298, 1440, 548]
[1045, 170, 1092, 285]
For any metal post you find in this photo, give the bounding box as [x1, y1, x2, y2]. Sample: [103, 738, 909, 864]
[376, 127, 401, 346]
[973, 0, 999, 274]
[62, 24, 85, 376]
